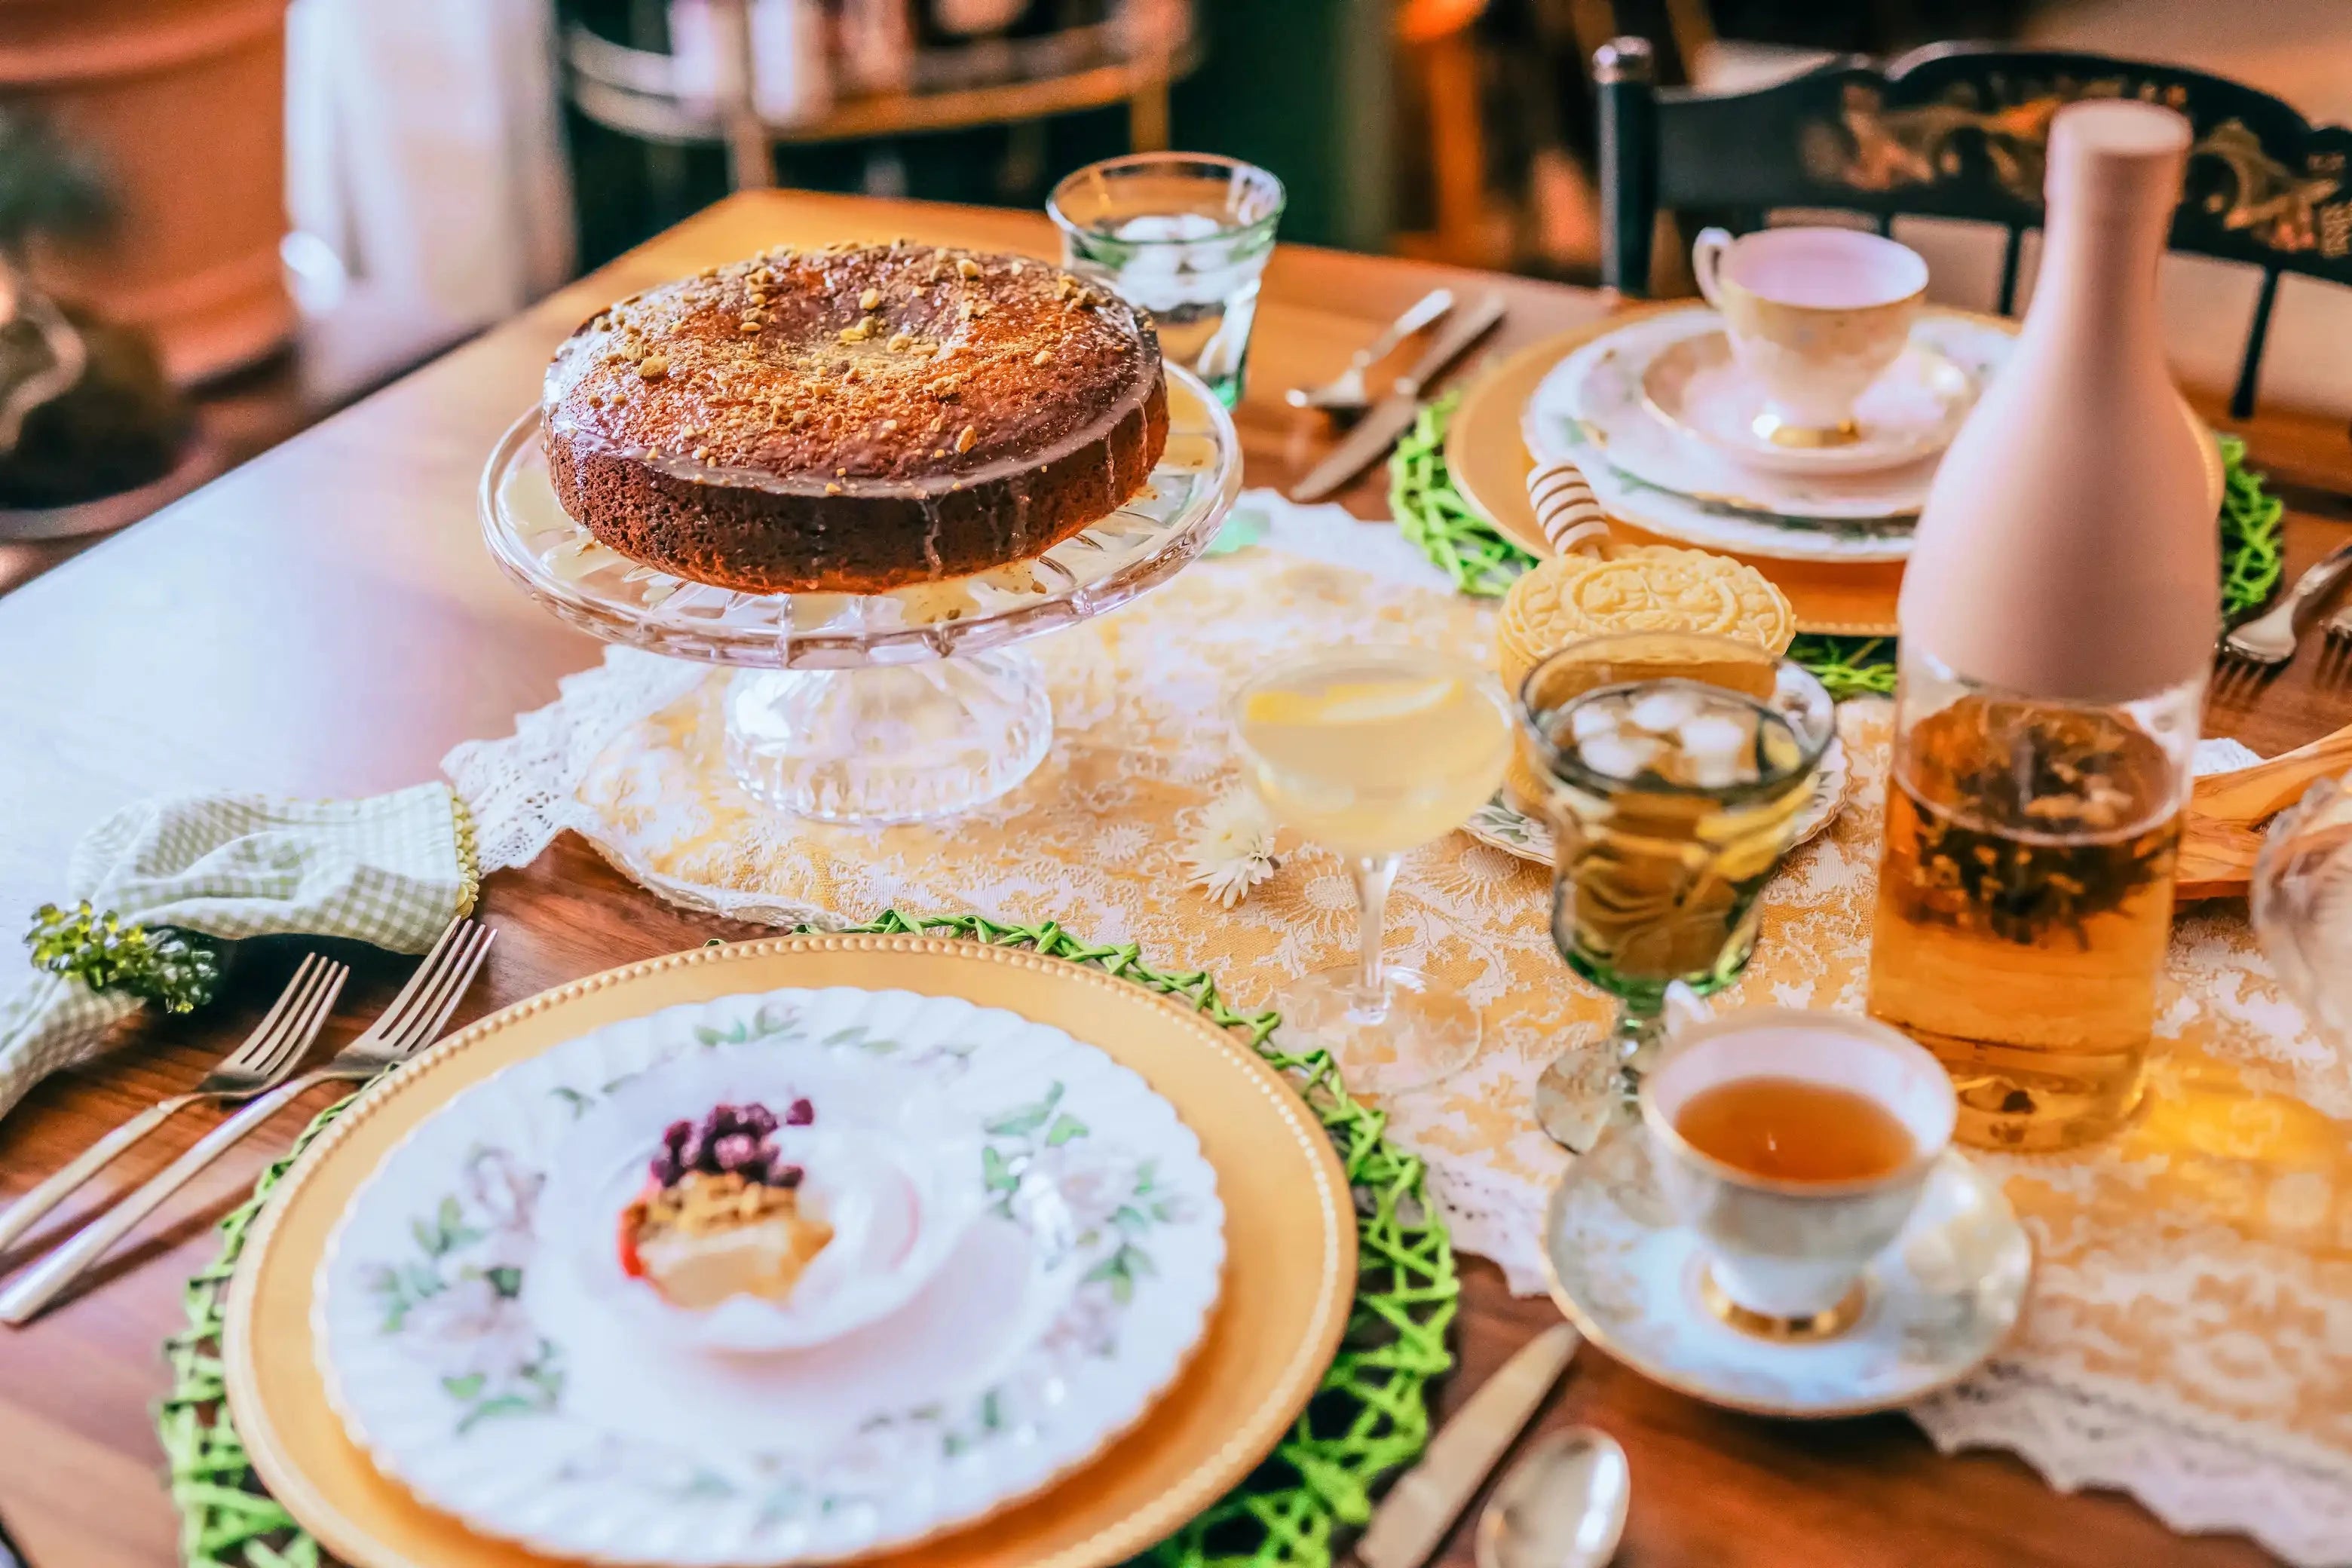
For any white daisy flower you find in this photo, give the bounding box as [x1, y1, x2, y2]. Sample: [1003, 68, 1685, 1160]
[1180, 788, 1281, 908]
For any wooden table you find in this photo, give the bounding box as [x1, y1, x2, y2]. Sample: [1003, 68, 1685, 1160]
[1, 191, 2343, 1568]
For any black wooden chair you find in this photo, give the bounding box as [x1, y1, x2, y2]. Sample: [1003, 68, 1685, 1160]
[1593, 35, 2352, 416]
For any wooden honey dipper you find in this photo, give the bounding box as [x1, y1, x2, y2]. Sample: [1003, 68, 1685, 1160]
[1527, 457, 1611, 556]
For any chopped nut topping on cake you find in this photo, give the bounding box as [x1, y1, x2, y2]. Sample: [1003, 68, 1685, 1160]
[544, 240, 1166, 593]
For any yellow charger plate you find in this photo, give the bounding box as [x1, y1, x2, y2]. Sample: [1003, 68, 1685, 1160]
[223, 934, 1358, 1568]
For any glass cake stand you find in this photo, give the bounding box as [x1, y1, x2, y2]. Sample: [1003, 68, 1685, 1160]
[479, 363, 1241, 824]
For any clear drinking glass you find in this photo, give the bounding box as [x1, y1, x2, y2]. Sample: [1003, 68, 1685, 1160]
[1517, 633, 1835, 1150]
[1232, 646, 1513, 1094]
[2249, 770, 2352, 1053]
[1048, 153, 1285, 406]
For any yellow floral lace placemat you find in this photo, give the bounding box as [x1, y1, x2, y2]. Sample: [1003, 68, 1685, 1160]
[449, 525, 2352, 1565]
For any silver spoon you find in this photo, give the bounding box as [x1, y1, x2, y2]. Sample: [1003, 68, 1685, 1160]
[1285, 287, 1454, 414]
[1475, 1425, 1631, 1568]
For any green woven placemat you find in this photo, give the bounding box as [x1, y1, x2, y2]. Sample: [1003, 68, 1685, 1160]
[1389, 397, 2289, 702]
[158, 911, 1458, 1568]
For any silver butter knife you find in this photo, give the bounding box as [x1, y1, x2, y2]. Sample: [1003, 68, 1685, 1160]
[1290, 291, 1508, 503]
[1352, 1321, 1582, 1568]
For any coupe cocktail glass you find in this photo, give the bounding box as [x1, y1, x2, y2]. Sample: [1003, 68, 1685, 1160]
[1232, 647, 1511, 1093]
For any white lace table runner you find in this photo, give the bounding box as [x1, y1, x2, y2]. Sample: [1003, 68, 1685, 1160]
[447, 492, 2352, 1566]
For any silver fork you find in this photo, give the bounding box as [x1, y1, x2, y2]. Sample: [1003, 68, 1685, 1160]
[2219, 537, 2352, 667]
[0, 954, 350, 1254]
[0, 918, 495, 1324]
[1285, 287, 1455, 414]
[2323, 590, 2352, 653]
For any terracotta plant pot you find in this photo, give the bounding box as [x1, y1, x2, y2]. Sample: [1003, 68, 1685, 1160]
[0, 0, 293, 386]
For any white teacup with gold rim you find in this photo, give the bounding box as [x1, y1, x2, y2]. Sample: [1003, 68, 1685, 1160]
[1638, 997, 1958, 1338]
[1691, 225, 1928, 449]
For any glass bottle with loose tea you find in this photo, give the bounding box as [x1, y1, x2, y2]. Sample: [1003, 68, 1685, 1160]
[1867, 100, 2213, 1150]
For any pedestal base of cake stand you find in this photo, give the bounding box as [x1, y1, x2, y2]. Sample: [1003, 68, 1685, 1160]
[723, 651, 1054, 824]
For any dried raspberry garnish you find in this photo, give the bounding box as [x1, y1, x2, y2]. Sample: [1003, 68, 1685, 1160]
[739, 1103, 779, 1136]
[662, 1119, 694, 1152]
[773, 1163, 804, 1189]
[784, 1098, 815, 1127]
[709, 1132, 761, 1173]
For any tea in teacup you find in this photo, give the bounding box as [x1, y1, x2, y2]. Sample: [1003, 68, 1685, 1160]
[1673, 1076, 1916, 1185]
[1691, 225, 1928, 447]
[1640, 1006, 1956, 1334]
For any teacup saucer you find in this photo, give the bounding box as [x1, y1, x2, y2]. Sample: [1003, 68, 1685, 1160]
[1643, 331, 1979, 477]
[1540, 1127, 2031, 1417]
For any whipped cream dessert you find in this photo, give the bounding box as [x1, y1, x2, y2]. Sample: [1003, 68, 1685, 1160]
[618, 1099, 833, 1310]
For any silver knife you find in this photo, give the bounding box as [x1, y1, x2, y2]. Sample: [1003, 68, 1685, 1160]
[1351, 1321, 1582, 1568]
[1290, 291, 1508, 503]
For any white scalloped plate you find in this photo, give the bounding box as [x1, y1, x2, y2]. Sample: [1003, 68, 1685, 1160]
[314, 985, 1225, 1566]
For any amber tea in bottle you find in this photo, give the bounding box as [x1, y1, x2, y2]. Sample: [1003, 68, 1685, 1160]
[1868, 684, 2191, 1149]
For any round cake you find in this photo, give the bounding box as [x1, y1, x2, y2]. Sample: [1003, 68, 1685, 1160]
[542, 240, 1169, 594]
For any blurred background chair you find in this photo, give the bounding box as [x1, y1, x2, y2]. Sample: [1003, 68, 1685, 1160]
[1590, 34, 2352, 417]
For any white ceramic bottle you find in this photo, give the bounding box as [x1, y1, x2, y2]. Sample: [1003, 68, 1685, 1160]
[1869, 100, 2213, 1152]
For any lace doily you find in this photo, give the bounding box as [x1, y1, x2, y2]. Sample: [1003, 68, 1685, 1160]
[446, 491, 2352, 1566]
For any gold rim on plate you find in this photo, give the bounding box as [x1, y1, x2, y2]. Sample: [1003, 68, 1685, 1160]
[223, 934, 1358, 1568]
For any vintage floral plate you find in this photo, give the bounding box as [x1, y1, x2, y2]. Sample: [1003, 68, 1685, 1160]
[314, 983, 1226, 1566]
[1542, 1125, 2032, 1417]
[1462, 737, 1849, 867]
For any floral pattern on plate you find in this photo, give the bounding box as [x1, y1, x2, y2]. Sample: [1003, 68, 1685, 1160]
[1542, 1125, 2032, 1417]
[1521, 306, 2020, 560]
[1463, 737, 1851, 867]
[316, 985, 1225, 1566]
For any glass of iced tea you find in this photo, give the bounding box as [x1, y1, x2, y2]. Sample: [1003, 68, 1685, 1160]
[1232, 646, 1513, 1092]
[1516, 632, 1836, 1150]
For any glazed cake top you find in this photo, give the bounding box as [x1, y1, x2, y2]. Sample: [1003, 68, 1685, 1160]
[543, 240, 1162, 498]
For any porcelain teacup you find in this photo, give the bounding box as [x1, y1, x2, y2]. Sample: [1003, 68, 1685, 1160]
[1691, 225, 1928, 449]
[1638, 997, 1957, 1335]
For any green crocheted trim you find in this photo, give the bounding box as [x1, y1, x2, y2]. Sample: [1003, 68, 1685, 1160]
[159, 913, 1458, 1568]
[2218, 433, 2288, 620]
[1389, 394, 2290, 684]
[1390, 392, 1529, 599]
[161, 1091, 353, 1568]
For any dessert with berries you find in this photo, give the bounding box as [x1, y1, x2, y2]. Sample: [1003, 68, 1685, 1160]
[617, 1098, 831, 1310]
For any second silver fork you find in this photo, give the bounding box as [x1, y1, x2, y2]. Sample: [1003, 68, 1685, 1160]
[0, 953, 350, 1254]
[2220, 536, 2352, 669]
[0, 918, 495, 1325]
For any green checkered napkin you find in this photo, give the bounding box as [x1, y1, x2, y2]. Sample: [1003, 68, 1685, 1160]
[0, 785, 477, 1118]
